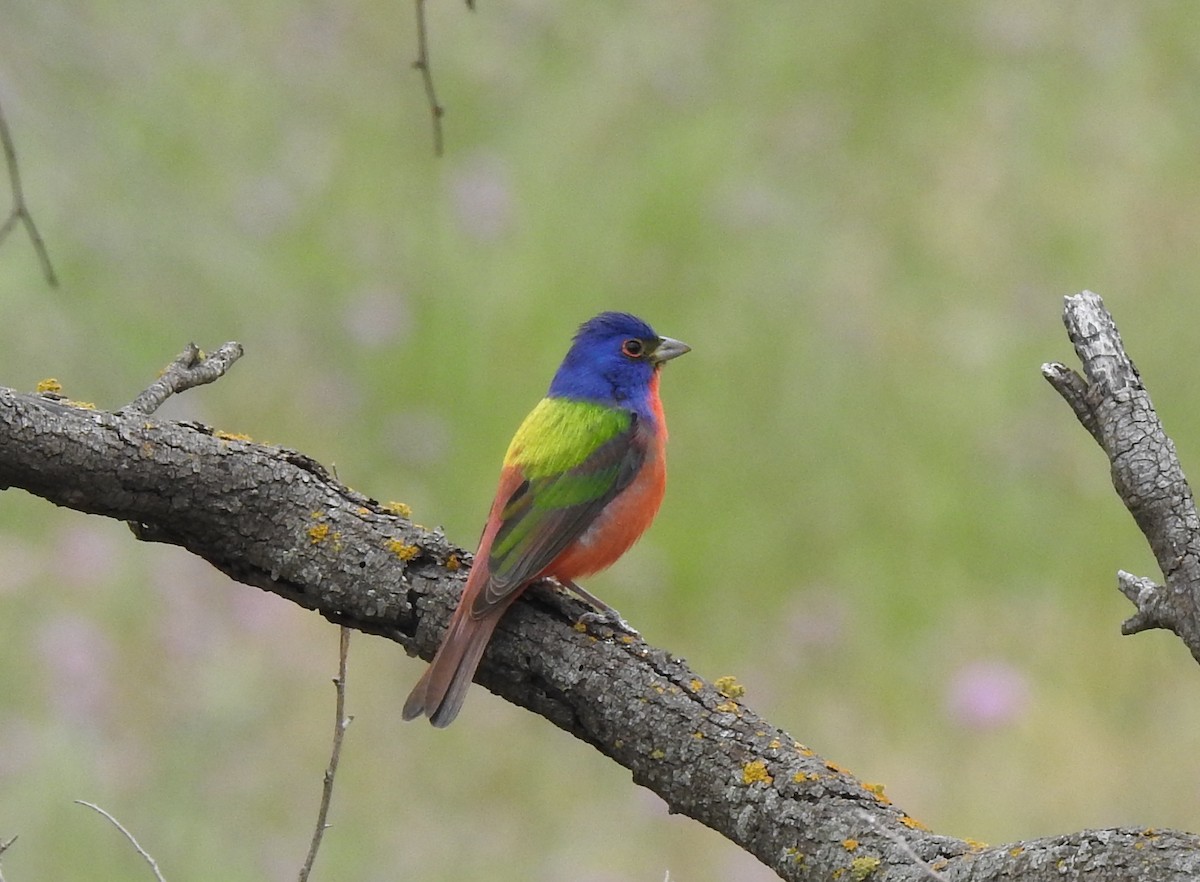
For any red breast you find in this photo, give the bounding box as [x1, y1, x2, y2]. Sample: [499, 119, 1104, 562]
[545, 373, 668, 582]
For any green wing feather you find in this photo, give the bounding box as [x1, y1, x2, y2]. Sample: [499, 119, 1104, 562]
[474, 398, 645, 611]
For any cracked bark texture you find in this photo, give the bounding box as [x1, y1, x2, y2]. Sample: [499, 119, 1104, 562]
[2, 325, 1199, 880]
[1043, 290, 1200, 660]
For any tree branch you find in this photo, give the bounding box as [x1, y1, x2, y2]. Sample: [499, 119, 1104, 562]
[3, 340, 1200, 880]
[125, 342, 244, 416]
[0, 95, 58, 286]
[412, 0, 445, 157]
[298, 627, 352, 882]
[1042, 291, 1200, 659]
[74, 801, 167, 882]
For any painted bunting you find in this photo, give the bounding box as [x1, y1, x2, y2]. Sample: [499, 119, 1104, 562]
[403, 312, 690, 727]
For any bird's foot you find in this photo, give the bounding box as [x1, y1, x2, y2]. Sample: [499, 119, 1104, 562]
[551, 578, 640, 636]
[576, 607, 640, 636]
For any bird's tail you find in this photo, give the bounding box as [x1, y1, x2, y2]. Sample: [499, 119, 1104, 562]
[402, 602, 505, 727]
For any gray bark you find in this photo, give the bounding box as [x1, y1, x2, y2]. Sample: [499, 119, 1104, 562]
[1, 299, 1197, 880]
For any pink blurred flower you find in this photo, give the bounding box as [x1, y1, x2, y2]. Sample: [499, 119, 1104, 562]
[945, 659, 1030, 729]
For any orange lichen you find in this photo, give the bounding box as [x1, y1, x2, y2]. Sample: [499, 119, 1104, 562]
[899, 815, 930, 831]
[842, 839, 859, 852]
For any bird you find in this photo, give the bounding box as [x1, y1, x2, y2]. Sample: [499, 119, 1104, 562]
[402, 311, 690, 727]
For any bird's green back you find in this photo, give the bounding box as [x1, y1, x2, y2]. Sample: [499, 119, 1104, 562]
[504, 398, 631, 477]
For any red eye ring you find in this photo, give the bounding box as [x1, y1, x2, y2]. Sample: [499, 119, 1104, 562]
[621, 338, 645, 358]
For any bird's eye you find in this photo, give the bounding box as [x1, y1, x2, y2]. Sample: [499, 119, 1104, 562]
[621, 339, 645, 358]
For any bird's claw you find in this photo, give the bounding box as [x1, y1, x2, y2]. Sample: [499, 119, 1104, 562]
[577, 608, 640, 637]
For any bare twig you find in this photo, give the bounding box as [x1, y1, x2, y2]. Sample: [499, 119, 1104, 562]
[856, 809, 948, 881]
[74, 801, 166, 882]
[0, 96, 58, 286]
[412, 0, 445, 157]
[298, 626, 353, 882]
[0, 835, 17, 882]
[125, 342, 244, 416]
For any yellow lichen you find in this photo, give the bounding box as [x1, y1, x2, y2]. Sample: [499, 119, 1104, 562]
[899, 815, 930, 831]
[714, 699, 739, 714]
[824, 760, 849, 774]
[383, 501, 413, 518]
[573, 621, 588, 633]
[387, 539, 420, 561]
[650, 749, 665, 760]
[308, 523, 332, 544]
[842, 839, 859, 852]
[36, 378, 62, 394]
[689, 678, 704, 692]
[445, 554, 461, 571]
[356, 507, 371, 516]
[1009, 847, 1024, 857]
[741, 760, 773, 786]
[67, 400, 95, 409]
[713, 675, 745, 699]
[692, 731, 705, 739]
[849, 856, 880, 880]
[792, 771, 813, 783]
[963, 838, 988, 851]
[768, 738, 781, 750]
[863, 782, 890, 804]
[214, 430, 252, 442]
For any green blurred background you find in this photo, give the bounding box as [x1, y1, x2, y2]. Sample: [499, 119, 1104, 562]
[3, 2, 1200, 879]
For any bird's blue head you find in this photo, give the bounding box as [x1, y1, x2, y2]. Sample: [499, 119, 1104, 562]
[547, 312, 690, 415]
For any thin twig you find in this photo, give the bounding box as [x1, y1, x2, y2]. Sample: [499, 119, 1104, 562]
[412, 0, 445, 157]
[74, 801, 167, 882]
[0, 835, 17, 882]
[855, 810, 948, 881]
[298, 626, 353, 882]
[125, 342, 244, 416]
[0, 96, 58, 286]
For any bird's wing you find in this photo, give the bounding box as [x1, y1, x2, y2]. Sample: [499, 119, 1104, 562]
[472, 407, 646, 615]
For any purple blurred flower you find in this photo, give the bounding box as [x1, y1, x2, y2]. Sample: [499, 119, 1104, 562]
[35, 614, 116, 725]
[450, 153, 515, 242]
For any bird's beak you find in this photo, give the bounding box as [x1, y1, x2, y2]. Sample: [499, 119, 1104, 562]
[650, 336, 691, 365]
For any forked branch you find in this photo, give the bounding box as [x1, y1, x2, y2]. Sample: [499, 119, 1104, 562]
[1042, 291, 1200, 661]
